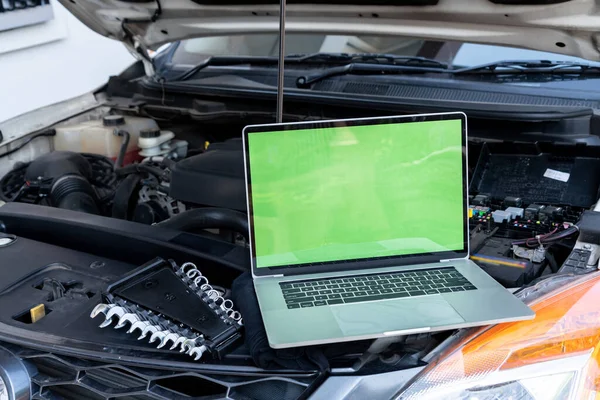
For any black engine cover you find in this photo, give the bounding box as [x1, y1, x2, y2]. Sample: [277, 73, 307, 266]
[169, 139, 246, 211]
[25, 152, 93, 182]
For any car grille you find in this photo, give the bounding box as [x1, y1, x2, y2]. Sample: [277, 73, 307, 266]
[2, 343, 316, 400]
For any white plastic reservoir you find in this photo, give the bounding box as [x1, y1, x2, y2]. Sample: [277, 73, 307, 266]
[54, 115, 159, 164]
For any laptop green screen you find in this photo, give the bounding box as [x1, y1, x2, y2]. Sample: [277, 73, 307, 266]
[247, 118, 465, 269]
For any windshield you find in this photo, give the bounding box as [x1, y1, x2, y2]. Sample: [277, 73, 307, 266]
[167, 34, 597, 68]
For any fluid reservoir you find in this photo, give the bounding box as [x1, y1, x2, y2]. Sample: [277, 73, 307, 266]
[53, 115, 159, 165]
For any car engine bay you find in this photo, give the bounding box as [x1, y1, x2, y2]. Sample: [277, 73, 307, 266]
[0, 106, 599, 399]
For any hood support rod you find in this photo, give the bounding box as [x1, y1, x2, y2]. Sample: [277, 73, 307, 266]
[276, 0, 287, 123]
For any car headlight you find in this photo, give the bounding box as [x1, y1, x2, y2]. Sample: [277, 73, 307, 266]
[394, 272, 600, 400]
[0, 346, 32, 400]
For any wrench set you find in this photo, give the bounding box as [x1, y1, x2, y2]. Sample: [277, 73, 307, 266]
[90, 258, 243, 361]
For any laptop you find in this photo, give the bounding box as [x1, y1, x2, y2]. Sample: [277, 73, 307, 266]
[242, 112, 534, 349]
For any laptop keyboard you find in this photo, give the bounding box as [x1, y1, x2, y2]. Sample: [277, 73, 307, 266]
[280, 267, 476, 309]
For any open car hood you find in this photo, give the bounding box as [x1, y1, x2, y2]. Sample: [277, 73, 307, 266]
[61, 0, 600, 62]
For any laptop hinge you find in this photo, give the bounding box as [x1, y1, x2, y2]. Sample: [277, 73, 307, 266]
[441, 258, 464, 263]
[257, 274, 284, 279]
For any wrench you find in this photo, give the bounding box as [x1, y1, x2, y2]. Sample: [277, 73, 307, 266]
[139, 324, 160, 340]
[171, 336, 189, 351]
[188, 345, 208, 361]
[181, 337, 202, 353]
[127, 320, 149, 335]
[149, 330, 170, 345]
[115, 313, 140, 329]
[99, 306, 126, 328]
[157, 332, 181, 349]
[90, 303, 114, 319]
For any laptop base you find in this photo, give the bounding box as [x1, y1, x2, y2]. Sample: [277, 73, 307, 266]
[254, 259, 534, 349]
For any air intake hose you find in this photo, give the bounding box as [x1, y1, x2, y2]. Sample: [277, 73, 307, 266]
[50, 175, 99, 214]
[24, 151, 99, 214]
[155, 208, 249, 239]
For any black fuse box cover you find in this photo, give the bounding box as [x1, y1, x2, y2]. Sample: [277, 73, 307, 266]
[470, 142, 600, 208]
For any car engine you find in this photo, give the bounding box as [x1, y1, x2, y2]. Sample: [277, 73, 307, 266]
[0, 109, 598, 399]
[1, 112, 598, 281]
[0, 115, 248, 244]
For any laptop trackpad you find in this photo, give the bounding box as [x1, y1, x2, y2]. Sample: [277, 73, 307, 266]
[331, 296, 464, 336]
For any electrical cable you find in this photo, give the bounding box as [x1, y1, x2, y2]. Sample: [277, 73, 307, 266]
[525, 227, 558, 247]
[42, 278, 66, 301]
[511, 226, 579, 247]
[0, 129, 56, 159]
[509, 228, 557, 247]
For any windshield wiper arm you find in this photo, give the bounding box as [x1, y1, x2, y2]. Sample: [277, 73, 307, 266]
[295, 61, 448, 88]
[287, 52, 448, 68]
[455, 59, 600, 75]
[163, 56, 283, 82]
[164, 53, 448, 83]
[165, 54, 345, 82]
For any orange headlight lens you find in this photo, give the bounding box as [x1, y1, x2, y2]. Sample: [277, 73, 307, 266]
[395, 272, 600, 400]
